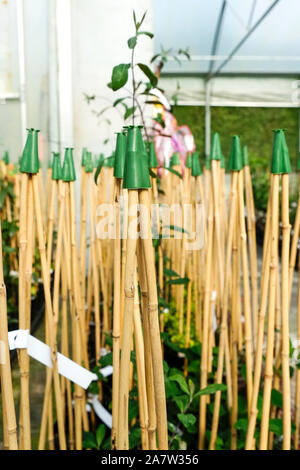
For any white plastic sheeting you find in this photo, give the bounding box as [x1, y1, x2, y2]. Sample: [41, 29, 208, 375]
[159, 75, 300, 108]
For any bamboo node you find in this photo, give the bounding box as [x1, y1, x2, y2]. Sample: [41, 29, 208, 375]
[124, 285, 135, 298]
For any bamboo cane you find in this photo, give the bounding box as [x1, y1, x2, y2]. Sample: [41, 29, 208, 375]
[139, 188, 168, 450]
[112, 178, 121, 449]
[117, 190, 138, 450]
[133, 272, 149, 450]
[0, 222, 18, 449]
[244, 163, 258, 349]
[18, 172, 31, 450]
[137, 238, 157, 450]
[281, 173, 291, 449]
[294, 251, 300, 449]
[209, 171, 238, 450]
[237, 170, 253, 411]
[32, 173, 67, 449]
[259, 173, 279, 450]
[245, 215, 271, 449]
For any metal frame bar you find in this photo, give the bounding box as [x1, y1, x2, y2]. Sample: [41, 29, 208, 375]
[16, 0, 27, 147]
[212, 0, 281, 78]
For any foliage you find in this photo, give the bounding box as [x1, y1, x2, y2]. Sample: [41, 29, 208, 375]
[84, 10, 190, 144]
[0, 173, 41, 324]
[173, 105, 298, 167]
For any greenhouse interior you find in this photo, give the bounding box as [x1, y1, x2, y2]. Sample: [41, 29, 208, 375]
[0, 0, 300, 454]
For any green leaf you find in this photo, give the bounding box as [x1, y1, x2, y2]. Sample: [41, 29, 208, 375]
[166, 167, 182, 179]
[150, 53, 160, 64]
[111, 64, 130, 91]
[94, 160, 104, 185]
[137, 63, 158, 87]
[177, 413, 196, 430]
[269, 418, 283, 436]
[128, 36, 137, 49]
[149, 168, 157, 178]
[136, 11, 147, 30]
[166, 277, 190, 285]
[133, 10, 137, 27]
[129, 427, 141, 449]
[162, 224, 189, 235]
[163, 267, 180, 278]
[96, 424, 106, 448]
[198, 383, 227, 396]
[178, 48, 191, 60]
[82, 431, 98, 449]
[124, 106, 136, 120]
[158, 296, 169, 309]
[138, 31, 154, 39]
[271, 388, 283, 408]
[99, 351, 112, 368]
[173, 394, 189, 413]
[113, 97, 128, 107]
[234, 418, 248, 432]
[168, 374, 190, 395]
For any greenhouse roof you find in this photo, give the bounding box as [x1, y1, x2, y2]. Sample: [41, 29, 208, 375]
[153, 0, 300, 75]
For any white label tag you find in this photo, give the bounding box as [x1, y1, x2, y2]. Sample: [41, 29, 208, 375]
[8, 329, 99, 389]
[91, 395, 112, 429]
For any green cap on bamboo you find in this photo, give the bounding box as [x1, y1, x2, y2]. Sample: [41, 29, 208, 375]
[20, 128, 40, 174]
[47, 154, 53, 169]
[52, 152, 61, 180]
[148, 141, 159, 169]
[81, 147, 88, 167]
[123, 126, 151, 189]
[191, 151, 202, 177]
[271, 129, 291, 174]
[62, 148, 76, 181]
[113, 132, 127, 179]
[243, 145, 249, 167]
[170, 152, 181, 167]
[220, 153, 226, 169]
[85, 151, 94, 173]
[95, 153, 104, 168]
[228, 136, 243, 172]
[185, 152, 192, 169]
[104, 153, 115, 168]
[3, 151, 9, 164]
[211, 132, 222, 161]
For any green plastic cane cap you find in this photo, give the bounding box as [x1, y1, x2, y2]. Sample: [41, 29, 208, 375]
[123, 126, 151, 190]
[85, 151, 94, 173]
[114, 132, 127, 179]
[62, 148, 76, 181]
[211, 132, 222, 161]
[104, 153, 115, 168]
[220, 153, 226, 169]
[228, 135, 243, 172]
[271, 129, 291, 174]
[3, 151, 9, 164]
[185, 152, 192, 169]
[47, 154, 53, 169]
[170, 152, 181, 167]
[81, 147, 88, 167]
[191, 151, 202, 177]
[148, 141, 159, 169]
[20, 128, 40, 174]
[52, 152, 62, 180]
[243, 145, 249, 167]
[95, 153, 104, 168]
